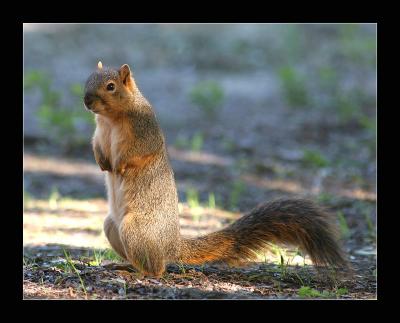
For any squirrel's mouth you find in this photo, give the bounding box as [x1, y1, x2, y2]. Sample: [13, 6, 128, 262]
[84, 94, 107, 114]
[84, 103, 94, 111]
[84, 93, 101, 112]
[84, 103, 100, 114]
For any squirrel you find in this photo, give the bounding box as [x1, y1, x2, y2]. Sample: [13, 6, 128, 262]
[83, 62, 348, 277]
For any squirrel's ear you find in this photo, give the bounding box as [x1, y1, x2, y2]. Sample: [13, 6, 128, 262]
[119, 64, 132, 85]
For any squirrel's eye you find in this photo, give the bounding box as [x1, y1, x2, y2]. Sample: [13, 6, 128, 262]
[107, 83, 115, 91]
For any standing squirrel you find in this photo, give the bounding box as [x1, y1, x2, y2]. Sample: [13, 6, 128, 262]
[84, 62, 348, 277]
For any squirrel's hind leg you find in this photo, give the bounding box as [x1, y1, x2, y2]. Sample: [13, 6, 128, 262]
[104, 215, 127, 260]
[118, 214, 166, 277]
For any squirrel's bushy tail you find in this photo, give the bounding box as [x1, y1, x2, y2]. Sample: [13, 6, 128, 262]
[178, 198, 348, 268]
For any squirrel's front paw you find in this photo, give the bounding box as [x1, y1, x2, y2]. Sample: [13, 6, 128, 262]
[114, 161, 127, 176]
[98, 162, 112, 172]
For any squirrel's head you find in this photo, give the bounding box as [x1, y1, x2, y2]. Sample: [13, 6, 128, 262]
[84, 62, 137, 116]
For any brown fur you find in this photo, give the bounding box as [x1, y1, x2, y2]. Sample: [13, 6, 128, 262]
[179, 198, 347, 268]
[84, 63, 348, 277]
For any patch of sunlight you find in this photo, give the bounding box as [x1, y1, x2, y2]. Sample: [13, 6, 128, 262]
[23, 209, 108, 248]
[24, 196, 108, 248]
[23, 153, 102, 179]
[256, 246, 313, 266]
[341, 189, 376, 202]
[178, 202, 240, 220]
[23, 229, 110, 249]
[178, 202, 240, 238]
[241, 174, 376, 202]
[25, 198, 107, 213]
[23, 211, 104, 231]
[168, 146, 233, 167]
[241, 174, 304, 194]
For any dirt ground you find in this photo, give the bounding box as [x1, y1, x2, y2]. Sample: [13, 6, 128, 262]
[23, 24, 376, 300]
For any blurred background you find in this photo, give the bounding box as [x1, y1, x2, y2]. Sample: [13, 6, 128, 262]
[23, 24, 376, 259]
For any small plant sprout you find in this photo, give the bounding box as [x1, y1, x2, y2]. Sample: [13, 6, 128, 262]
[293, 271, 305, 286]
[189, 80, 224, 118]
[23, 189, 32, 209]
[317, 192, 334, 205]
[337, 211, 350, 239]
[229, 180, 245, 211]
[90, 249, 104, 266]
[63, 249, 87, 298]
[90, 249, 121, 266]
[364, 211, 375, 239]
[302, 149, 329, 169]
[279, 66, 309, 108]
[48, 186, 61, 210]
[123, 281, 127, 297]
[174, 135, 189, 149]
[298, 286, 324, 298]
[173, 132, 204, 152]
[186, 187, 200, 209]
[190, 132, 204, 151]
[297, 286, 348, 299]
[208, 192, 216, 209]
[177, 262, 186, 274]
[279, 254, 291, 279]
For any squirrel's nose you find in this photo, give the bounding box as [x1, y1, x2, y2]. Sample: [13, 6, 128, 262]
[84, 93, 97, 108]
